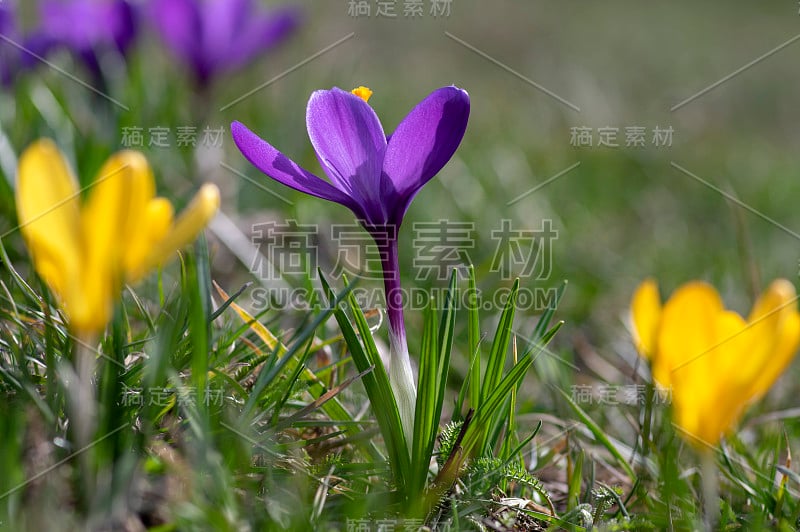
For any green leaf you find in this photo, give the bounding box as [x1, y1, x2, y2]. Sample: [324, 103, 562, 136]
[568, 448, 584, 511]
[412, 295, 439, 496]
[467, 264, 481, 413]
[480, 279, 519, 407]
[462, 351, 533, 457]
[319, 272, 410, 494]
[411, 270, 458, 499]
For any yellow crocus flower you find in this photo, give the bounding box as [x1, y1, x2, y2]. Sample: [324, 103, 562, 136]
[630, 278, 800, 448]
[15, 139, 220, 335]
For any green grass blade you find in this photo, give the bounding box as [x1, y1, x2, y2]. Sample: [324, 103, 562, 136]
[412, 296, 439, 496]
[556, 386, 636, 481]
[411, 271, 458, 500]
[531, 280, 567, 343]
[467, 264, 481, 413]
[462, 352, 533, 457]
[480, 278, 519, 405]
[319, 273, 410, 492]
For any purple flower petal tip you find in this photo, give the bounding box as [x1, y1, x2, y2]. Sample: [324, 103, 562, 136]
[231, 120, 360, 213]
[39, 0, 137, 54]
[146, 0, 301, 85]
[381, 85, 469, 223]
[233, 85, 470, 230]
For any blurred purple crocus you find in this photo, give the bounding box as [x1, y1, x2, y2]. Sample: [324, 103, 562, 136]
[25, 0, 136, 74]
[232, 86, 470, 443]
[0, 3, 19, 86]
[146, 0, 300, 86]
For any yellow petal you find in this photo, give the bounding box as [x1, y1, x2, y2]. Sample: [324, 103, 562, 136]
[721, 280, 796, 400]
[125, 198, 174, 283]
[116, 151, 156, 244]
[630, 278, 661, 359]
[143, 184, 220, 272]
[747, 278, 796, 322]
[697, 282, 800, 446]
[658, 282, 730, 447]
[699, 310, 750, 445]
[78, 150, 155, 331]
[82, 150, 155, 264]
[745, 280, 800, 400]
[15, 139, 81, 301]
[656, 281, 723, 390]
[670, 311, 743, 449]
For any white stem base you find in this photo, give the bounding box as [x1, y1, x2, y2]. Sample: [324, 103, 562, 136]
[388, 329, 417, 453]
[701, 452, 719, 530]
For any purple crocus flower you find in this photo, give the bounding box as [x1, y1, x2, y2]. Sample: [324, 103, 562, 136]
[0, 3, 18, 86]
[24, 0, 136, 75]
[146, 0, 300, 86]
[232, 86, 470, 443]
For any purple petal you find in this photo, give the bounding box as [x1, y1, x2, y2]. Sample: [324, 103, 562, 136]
[382, 86, 470, 223]
[146, 0, 204, 78]
[110, 0, 137, 53]
[0, 4, 17, 84]
[306, 87, 388, 222]
[147, 0, 298, 84]
[20, 33, 56, 68]
[231, 121, 362, 215]
[0, 4, 12, 31]
[229, 5, 299, 68]
[200, 0, 249, 73]
[40, 0, 136, 54]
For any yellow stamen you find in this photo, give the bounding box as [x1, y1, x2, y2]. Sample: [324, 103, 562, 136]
[351, 86, 373, 102]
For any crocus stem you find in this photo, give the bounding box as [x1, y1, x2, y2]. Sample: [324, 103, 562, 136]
[376, 227, 417, 451]
[73, 337, 98, 446]
[701, 451, 719, 529]
[70, 335, 98, 503]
